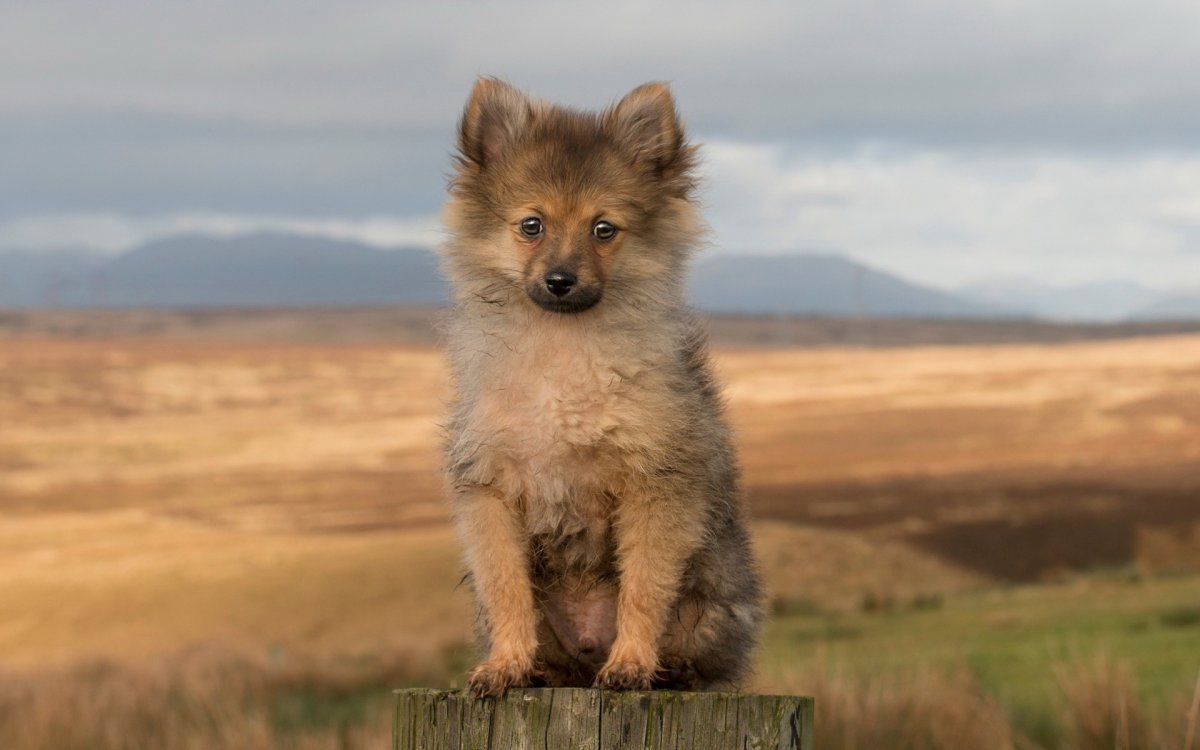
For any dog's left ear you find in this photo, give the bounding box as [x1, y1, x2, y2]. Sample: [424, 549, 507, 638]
[607, 83, 685, 170]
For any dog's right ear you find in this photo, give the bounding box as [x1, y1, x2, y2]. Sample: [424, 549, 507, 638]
[458, 77, 532, 169]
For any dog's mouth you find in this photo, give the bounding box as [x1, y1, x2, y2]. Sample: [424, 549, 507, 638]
[530, 293, 602, 314]
[527, 287, 602, 314]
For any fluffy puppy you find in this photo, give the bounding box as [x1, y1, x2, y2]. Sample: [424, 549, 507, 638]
[440, 78, 761, 696]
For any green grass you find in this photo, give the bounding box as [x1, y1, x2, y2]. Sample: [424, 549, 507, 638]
[759, 570, 1200, 741]
[4, 572, 1197, 749]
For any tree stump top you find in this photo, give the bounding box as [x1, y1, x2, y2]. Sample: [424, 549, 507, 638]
[394, 687, 813, 750]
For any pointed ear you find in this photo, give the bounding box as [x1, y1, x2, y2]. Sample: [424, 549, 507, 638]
[457, 77, 532, 168]
[607, 82, 685, 168]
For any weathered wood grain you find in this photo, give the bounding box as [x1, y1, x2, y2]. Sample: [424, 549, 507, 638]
[394, 688, 813, 749]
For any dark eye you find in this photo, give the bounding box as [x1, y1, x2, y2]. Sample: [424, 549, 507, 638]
[592, 220, 617, 241]
[519, 217, 543, 237]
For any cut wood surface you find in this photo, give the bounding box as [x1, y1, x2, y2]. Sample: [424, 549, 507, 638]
[394, 688, 813, 750]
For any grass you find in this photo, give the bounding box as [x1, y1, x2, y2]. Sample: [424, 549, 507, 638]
[3, 580, 1199, 749]
[0, 650, 402, 750]
[760, 571, 1200, 746]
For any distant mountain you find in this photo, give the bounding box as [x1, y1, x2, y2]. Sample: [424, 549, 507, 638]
[0, 248, 106, 306]
[1131, 292, 1200, 320]
[0, 233, 445, 308]
[690, 254, 1008, 318]
[8, 235, 1157, 320]
[958, 277, 1161, 321]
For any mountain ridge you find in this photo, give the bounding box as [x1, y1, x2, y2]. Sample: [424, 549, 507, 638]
[691, 253, 1009, 318]
[958, 276, 1163, 321]
[1, 232, 1193, 320]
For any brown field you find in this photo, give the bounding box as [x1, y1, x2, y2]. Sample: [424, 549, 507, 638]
[2, 316, 1199, 748]
[5, 307, 1200, 347]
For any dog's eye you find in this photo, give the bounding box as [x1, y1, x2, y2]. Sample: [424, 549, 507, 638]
[592, 221, 618, 241]
[519, 217, 543, 237]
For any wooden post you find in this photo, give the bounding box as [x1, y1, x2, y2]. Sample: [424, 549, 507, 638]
[394, 688, 814, 750]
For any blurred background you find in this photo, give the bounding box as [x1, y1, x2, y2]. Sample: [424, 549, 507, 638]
[2, 2, 1199, 749]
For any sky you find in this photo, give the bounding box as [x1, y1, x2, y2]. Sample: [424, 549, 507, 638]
[2, 0, 1200, 290]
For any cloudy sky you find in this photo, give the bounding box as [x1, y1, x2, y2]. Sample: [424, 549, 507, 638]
[3, 0, 1200, 290]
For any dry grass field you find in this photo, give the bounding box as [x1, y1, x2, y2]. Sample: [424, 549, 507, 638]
[1, 317, 1199, 748]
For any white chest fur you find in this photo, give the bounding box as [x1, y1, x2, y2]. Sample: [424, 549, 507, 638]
[460, 316, 667, 511]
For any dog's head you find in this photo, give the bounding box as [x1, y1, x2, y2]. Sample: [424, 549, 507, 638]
[444, 78, 701, 314]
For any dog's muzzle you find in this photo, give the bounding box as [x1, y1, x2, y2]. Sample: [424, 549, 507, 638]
[528, 271, 602, 313]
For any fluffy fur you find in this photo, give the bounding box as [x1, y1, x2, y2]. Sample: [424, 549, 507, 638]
[440, 78, 762, 696]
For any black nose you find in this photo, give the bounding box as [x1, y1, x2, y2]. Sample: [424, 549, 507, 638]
[544, 271, 576, 297]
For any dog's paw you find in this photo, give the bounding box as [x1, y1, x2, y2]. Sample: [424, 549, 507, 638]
[466, 658, 532, 698]
[594, 660, 655, 691]
[656, 656, 701, 690]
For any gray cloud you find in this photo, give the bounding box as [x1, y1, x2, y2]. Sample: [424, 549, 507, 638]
[0, 113, 451, 219]
[5, 1, 1200, 144]
[2, 1, 1199, 288]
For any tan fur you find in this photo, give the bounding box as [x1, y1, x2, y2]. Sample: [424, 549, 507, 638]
[440, 78, 762, 696]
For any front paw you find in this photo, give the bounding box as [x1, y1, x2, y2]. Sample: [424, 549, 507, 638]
[466, 658, 532, 698]
[594, 659, 655, 691]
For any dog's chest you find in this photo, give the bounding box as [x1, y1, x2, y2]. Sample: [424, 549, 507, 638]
[488, 344, 634, 456]
[472, 330, 660, 505]
[511, 354, 626, 449]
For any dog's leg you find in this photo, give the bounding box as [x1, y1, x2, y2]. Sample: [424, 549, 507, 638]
[656, 591, 757, 691]
[595, 487, 704, 690]
[455, 485, 538, 697]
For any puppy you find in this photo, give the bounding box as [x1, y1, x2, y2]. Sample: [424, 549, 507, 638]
[440, 78, 762, 696]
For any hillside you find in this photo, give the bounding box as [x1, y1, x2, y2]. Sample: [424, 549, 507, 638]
[690, 254, 1007, 318]
[958, 277, 1162, 321]
[0, 234, 998, 318]
[2, 330, 1199, 748]
[6, 234, 1196, 321]
[0, 248, 106, 306]
[1132, 291, 1200, 319]
[99, 233, 445, 307]
[0, 234, 443, 308]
